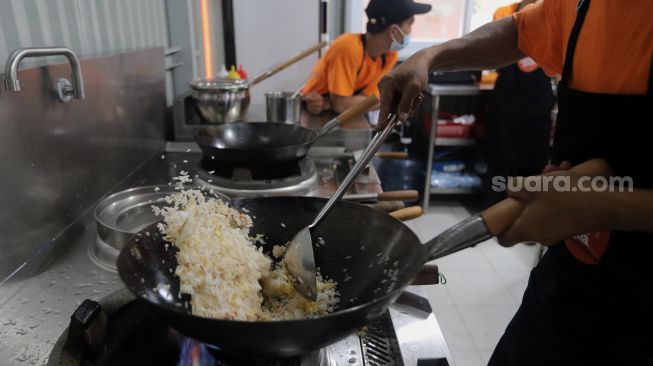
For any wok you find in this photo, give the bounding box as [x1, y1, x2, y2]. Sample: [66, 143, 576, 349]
[194, 95, 378, 166]
[117, 196, 519, 356]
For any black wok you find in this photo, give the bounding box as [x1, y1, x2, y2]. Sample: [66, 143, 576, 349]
[194, 95, 378, 166]
[117, 196, 518, 357]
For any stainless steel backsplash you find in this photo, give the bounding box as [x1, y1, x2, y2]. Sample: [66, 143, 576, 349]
[0, 48, 166, 283]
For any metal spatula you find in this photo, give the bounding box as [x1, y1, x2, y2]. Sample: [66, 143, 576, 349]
[284, 114, 400, 300]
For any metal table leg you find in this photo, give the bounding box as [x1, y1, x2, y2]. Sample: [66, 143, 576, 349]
[423, 95, 440, 210]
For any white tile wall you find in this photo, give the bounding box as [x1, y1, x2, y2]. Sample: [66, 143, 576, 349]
[405, 201, 542, 366]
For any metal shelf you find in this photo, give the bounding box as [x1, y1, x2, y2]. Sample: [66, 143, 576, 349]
[429, 187, 480, 195]
[434, 137, 475, 147]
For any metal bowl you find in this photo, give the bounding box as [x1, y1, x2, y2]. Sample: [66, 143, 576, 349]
[189, 78, 250, 123]
[265, 91, 302, 124]
[93, 185, 228, 259]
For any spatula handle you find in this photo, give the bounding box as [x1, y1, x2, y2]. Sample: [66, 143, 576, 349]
[310, 114, 399, 229]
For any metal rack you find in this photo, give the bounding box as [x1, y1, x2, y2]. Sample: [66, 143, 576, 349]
[423, 83, 493, 209]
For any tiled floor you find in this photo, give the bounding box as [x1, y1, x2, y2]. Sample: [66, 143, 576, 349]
[403, 199, 543, 366]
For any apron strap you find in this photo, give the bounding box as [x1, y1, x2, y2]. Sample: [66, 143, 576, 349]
[560, 0, 591, 86]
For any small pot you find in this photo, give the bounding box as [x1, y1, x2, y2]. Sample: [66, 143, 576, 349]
[189, 78, 250, 123]
[265, 91, 301, 124]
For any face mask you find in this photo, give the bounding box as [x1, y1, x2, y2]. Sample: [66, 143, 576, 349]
[390, 25, 411, 51]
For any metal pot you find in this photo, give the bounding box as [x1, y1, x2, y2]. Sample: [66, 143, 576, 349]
[189, 78, 250, 124]
[265, 91, 301, 123]
[189, 41, 326, 124]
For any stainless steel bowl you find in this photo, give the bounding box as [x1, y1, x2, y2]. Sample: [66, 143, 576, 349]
[189, 78, 250, 123]
[265, 91, 302, 124]
[94, 185, 229, 252]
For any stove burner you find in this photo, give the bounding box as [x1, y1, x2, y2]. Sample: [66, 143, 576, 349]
[195, 158, 319, 197]
[178, 339, 304, 366]
[201, 158, 303, 181]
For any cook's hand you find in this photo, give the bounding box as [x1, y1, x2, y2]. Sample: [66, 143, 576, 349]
[377, 50, 431, 127]
[497, 170, 607, 247]
[303, 92, 324, 115]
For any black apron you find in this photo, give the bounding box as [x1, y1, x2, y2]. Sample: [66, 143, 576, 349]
[485, 60, 555, 205]
[489, 0, 653, 365]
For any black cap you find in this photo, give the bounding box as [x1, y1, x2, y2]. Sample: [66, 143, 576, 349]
[366, 0, 432, 33]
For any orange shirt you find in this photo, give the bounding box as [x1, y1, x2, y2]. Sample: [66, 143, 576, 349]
[493, 3, 519, 20]
[514, 0, 653, 95]
[303, 33, 398, 98]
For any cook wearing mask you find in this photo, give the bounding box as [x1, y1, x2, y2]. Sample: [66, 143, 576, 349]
[377, 0, 653, 364]
[302, 0, 431, 115]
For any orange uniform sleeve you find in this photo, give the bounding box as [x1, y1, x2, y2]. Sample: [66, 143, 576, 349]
[325, 43, 361, 97]
[513, 0, 565, 76]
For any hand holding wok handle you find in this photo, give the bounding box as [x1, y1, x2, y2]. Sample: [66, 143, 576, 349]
[378, 190, 418, 201]
[318, 95, 379, 137]
[348, 190, 418, 203]
[249, 41, 328, 86]
[424, 158, 613, 260]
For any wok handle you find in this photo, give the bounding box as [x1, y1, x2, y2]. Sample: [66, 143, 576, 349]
[389, 206, 423, 221]
[411, 264, 440, 285]
[249, 41, 327, 86]
[316, 95, 379, 138]
[378, 190, 418, 202]
[375, 151, 408, 159]
[335, 94, 379, 125]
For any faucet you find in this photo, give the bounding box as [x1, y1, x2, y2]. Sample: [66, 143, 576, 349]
[4, 47, 85, 99]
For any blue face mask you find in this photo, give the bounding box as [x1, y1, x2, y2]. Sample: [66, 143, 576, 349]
[390, 25, 411, 51]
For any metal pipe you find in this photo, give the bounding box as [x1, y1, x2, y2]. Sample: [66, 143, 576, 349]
[4, 47, 85, 99]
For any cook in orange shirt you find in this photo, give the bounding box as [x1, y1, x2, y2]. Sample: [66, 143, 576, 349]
[378, 0, 653, 364]
[302, 0, 431, 115]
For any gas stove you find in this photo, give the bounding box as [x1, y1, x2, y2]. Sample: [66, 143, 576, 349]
[0, 143, 452, 366]
[47, 288, 450, 366]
